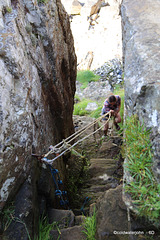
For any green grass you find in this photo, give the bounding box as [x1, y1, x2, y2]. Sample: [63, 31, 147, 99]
[82, 206, 96, 240]
[73, 85, 124, 123]
[89, 105, 103, 119]
[1, 206, 58, 240]
[77, 70, 100, 89]
[37, 0, 48, 3]
[73, 99, 92, 116]
[73, 87, 124, 126]
[0, 203, 15, 231]
[123, 115, 160, 224]
[35, 216, 57, 240]
[1, 203, 32, 239]
[74, 94, 81, 103]
[6, 7, 12, 13]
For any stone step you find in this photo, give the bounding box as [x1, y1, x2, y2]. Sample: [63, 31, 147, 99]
[89, 157, 118, 177]
[100, 140, 116, 151]
[80, 191, 104, 203]
[75, 215, 86, 225]
[73, 208, 89, 216]
[86, 176, 117, 186]
[82, 182, 118, 193]
[90, 158, 116, 167]
[96, 137, 122, 158]
[48, 208, 75, 228]
[89, 164, 116, 176]
[50, 225, 85, 240]
[90, 158, 116, 163]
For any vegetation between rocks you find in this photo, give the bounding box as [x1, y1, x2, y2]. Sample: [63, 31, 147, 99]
[0, 202, 15, 232]
[0, 202, 32, 240]
[82, 206, 97, 240]
[37, 0, 48, 4]
[73, 98, 93, 116]
[123, 115, 160, 224]
[76, 70, 100, 89]
[0, 204, 59, 240]
[35, 216, 59, 240]
[6, 7, 12, 13]
[74, 83, 124, 125]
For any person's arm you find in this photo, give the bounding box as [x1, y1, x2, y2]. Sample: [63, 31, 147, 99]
[103, 100, 110, 113]
[115, 96, 121, 113]
[117, 103, 121, 113]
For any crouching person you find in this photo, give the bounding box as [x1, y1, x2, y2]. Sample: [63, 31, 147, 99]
[101, 94, 121, 136]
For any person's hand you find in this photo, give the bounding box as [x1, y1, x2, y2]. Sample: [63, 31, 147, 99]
[110, 110, 115, 116]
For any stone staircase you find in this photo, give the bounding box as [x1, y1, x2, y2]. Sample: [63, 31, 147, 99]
[48, 208, 86, 240]
[80, 135, 123, 205]
[47, 126, 123, 239]
[46, 116, 160, 240]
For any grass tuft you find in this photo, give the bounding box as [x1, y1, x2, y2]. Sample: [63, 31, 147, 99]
[0, 203, 15, 231]
[35, 215, 57, 240]
[73, 99, 92, 116]
[82, 206, 96, 240]
[123, 115, 160, 224]
[77, 70, 100, 89]
[37, 0, 48, 4]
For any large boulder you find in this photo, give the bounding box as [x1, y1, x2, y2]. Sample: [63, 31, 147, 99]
[0, 0, 76, 238]
[95, 185, 128, 240]
[121, 0, 160, 181]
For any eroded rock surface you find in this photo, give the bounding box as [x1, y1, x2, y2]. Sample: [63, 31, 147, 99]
[121, 0, 160, 181]
[95, 185, 128, 240]
[0, 0, 76, 238]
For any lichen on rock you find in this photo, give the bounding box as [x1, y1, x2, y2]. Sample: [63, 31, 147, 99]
[0, 0, 76, 237]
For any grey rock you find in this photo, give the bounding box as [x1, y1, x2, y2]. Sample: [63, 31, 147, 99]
[95, 185, 128, 240]
[48, 208, 75, 228]
[3, 179, 36, 240]
[50, 225, 85, 240]
[0, 0, 76, 238]
[85, 102, 98, 111]
[121, 0, 160, 181]
[75, 215, 86, 225]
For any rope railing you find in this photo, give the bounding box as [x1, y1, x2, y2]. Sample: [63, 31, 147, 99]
[32, 111, 112, 209]
[44, 111, 111, 158]
[41, 111, 112, 165]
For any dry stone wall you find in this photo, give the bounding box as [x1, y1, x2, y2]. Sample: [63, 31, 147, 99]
[0, 0, 76, 210]
[121, 0, 160, 181]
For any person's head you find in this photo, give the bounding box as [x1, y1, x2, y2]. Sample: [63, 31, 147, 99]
[108, 95, 116, 104]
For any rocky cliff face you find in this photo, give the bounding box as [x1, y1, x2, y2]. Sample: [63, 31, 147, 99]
[0, 0, 76, 225]
[121, 0, 160, 181]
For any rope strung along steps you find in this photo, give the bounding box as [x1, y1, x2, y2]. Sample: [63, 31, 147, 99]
[41, 111, 111, 165]
[32, 111, 111, 208]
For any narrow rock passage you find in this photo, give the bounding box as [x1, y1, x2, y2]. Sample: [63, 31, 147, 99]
[48, 116, 160, 239]
[48, 116, 124, 240]
[72, 116, 123, 206]
[81, 136, 123, 204]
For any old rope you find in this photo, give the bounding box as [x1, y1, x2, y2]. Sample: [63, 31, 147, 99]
[41, 111, 111, 164]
